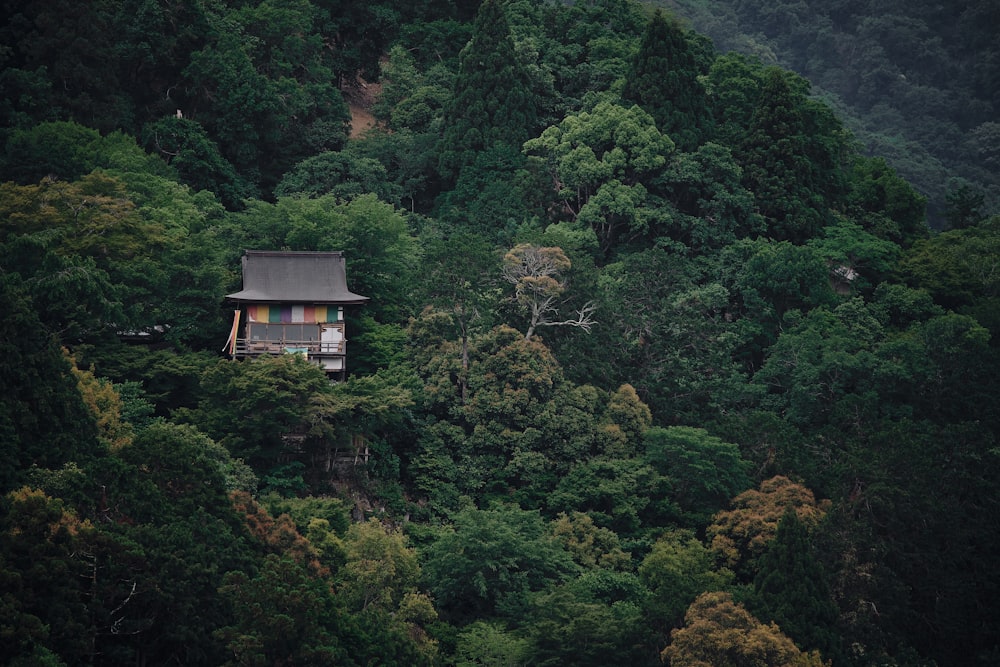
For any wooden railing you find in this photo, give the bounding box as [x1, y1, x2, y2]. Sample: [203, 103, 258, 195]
[233, 339, 344, 357]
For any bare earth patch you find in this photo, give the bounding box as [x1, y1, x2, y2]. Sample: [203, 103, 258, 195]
[343, 75, 382, 139]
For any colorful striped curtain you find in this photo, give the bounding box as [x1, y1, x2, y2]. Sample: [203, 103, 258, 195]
[246, 305, 337, 323]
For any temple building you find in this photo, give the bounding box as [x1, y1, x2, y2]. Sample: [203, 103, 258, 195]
[225, 250, 368, 379]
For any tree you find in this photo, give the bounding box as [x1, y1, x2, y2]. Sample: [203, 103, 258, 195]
[551, 511, 631, 570]
[502, 243, 596, 340]
[707, 476, 830, 577]
[0, 487, 95, 664]
[737, 68, 843, 243]
[178, 354, 333, 468]
[327, 519, 439, 663]
[421, 503, 577, 622]
[622, 10, 710, 151]
[752, 303, 881, 429]
[660, 141, 763, 251]
[0, 274, 100, 493]
[722, 238, 837, 369]
[229, 491, 326, 576]
[644, 426, 751, 529]
[639, 529, 733, 637]
[453, 621, 531, 667]
[216, 554, 354, 667]
[140, 115, 254, 208]
[523, 100, 675, 256]
[546, 457, 659, 536]
[417, 224, 500, 398]
[437, 0, 539, 181]
[0, 234, 122, 343]
[845, 156, 927, 246]
[704, 52, 767, 147]
[434, 143, 542, 241]
[662, 591, 829, 666]
[751, 511, 842, 662]
[521, 584, 650, 667]
[273, 149, 399, 204]
[898, 218, 1000, 338]
[595, 248, 751, 423]
[338, 519, 423, 614]
[70, 358, 134, 452]
[181, 2, 352, 194]
[0, 121, 101, 184]
[86, 422, 259, 664]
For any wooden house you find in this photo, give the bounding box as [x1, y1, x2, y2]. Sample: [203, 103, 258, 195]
[225, 250, 368, 378]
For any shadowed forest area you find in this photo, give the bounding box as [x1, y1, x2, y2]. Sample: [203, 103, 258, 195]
[1, 0, 998, 665]
[666, 0, 1000, 228]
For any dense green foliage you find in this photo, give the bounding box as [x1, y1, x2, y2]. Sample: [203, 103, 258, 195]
[2, 1, 998, 665]
[666, 0, 1000, 228]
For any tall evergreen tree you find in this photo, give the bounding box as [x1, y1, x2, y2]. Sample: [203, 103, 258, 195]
[751, 510, 843, 663]
[0, 275, 100, 492]
[737, 68, 828, 243]
[622, 10, 710, 152]
[437, 0, 538, 182]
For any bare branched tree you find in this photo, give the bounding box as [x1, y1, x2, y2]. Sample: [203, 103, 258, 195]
[501, 243, 596, 340]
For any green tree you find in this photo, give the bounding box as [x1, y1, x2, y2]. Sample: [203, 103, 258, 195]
[274, 149, 400, 203]
[644, 426, 751, 529]
[845, 156, 928, 246]
[0, 487, 95, 664]
[551, 511, 631, 570]
[434, 143, 542, 241]
[338, 519, 422, 613]
[453, 621, 531, 667]
[216, 554, 355, 667]
[639, 529, 733, 638]
[140, 115, 254, 208]
[337, 519, 440, 662]
[182, 3, 351, 194]
[704, 52, 767, 147]
[0, 234, 122, 343]
[523, 100, 674, 256]
[87, 422, 258, 664]
[0, 121, 100, 183]
[751, 511, 842, 662]
[0, 274, 101, 492]
[546, 457, 658, 536]
[596, 248, 751, 423]
[898, 217, 1000, 338]
[178, 355, 333, 468]
[421, 503, 577, 622]
[722, 238, 837, 368]
[737, 68, 844, 243]
[622, 10, 710, 151]
[522, 584, 650, 667]
[752, 302, 881, 429]
[438, 0, 539, 182]
[660, 141, 763, 251]
[417, 224, 500, 399]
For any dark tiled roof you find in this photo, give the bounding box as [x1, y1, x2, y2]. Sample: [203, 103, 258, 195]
[226, 250, 369, 304]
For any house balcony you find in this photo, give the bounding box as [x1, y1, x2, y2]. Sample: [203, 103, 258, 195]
[233, 337, 345, 357]
[232, 336, 347, 376]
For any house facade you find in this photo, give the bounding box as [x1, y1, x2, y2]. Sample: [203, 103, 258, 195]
[225, 250, 368, 378]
